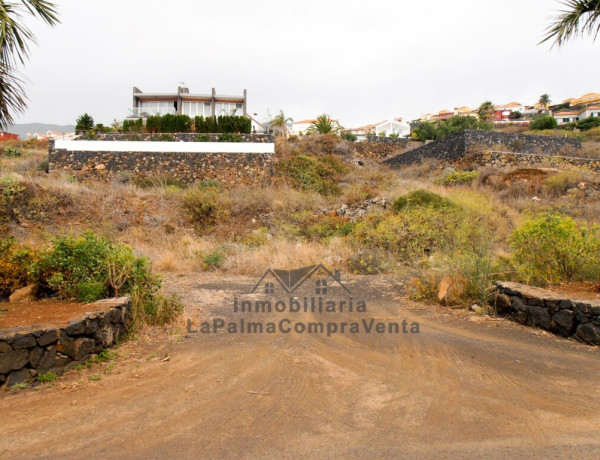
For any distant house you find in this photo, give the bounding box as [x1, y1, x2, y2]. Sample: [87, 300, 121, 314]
[553, 105, 600, 125]
[291, 119, 317, 136]
[128, 86, 247, 119]
[375, 118, 410, 137]
[0, 132, 19, 141]
[494, 102, 525, 121]
[28, 131, 76, 141]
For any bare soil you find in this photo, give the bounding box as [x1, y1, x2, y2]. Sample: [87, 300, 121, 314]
[0, 300, 99, 329]
[1, 273, 599, 459]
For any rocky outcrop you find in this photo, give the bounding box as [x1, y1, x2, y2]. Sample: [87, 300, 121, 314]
[489, 282, 600, 346]
[0, 297, 132, 387]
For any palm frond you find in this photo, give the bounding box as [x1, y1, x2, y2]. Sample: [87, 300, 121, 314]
[0, 62, 27, 128]
[540, 0, 600, 47]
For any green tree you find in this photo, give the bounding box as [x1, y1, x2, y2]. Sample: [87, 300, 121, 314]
[76, 113, 94, 131]
[541, 0, 600, 47]
[477, 101, 495, 122]
[509, 111, 523, 120]
[539, 93, 552, 112]
[0, 1, 59, 128]
[270, 110, 293, 137]
[306, 114, 342, 134]
[529, 114, 558, 130]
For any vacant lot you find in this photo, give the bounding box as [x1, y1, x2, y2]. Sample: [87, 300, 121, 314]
[1, 273, 599, 459]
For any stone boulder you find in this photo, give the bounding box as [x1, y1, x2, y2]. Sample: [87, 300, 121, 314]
[9, 284, 37, 302]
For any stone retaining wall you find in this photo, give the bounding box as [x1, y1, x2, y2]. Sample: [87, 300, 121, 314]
[0, 298, 132, 387]
[490, 282, 600, 345]
[463, 151, 600, 173]
[49, 149, 273, 187]
[383, 130, 582, 167]
[352, 138, 419, 161]
[89, 133, 274, 143]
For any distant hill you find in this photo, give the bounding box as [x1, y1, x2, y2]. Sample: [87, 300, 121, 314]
[4, 123, 76, 139]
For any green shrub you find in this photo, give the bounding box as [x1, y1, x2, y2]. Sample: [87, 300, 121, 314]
[412, 116, 493, 141]
[434, 170, 479, 186]
[218, 133, 243, 142]
[342, 132, 357, 142]
[194, 134, 211, 142]
[275, 154, 347, 196]
[123, 118, 143, 133]
[392, 190, 454, 212]
[37, 371, 57, 383]
[529, 114, 558, 131]
[133, 173, 187, 189]
[576, 116, 600, 131]
[509, 213, 600, 285]
[183, 185, 230, 228]
[37, 159, 49, 173]
[202, 252, 224, 271]
[194, 115, 250, 134]
[0, 177, 28, 222]
[3, 146, 22, 157]
[0, 238, 36, 297]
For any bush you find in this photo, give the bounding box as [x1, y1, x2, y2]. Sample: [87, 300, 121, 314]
[0, 238, 36, 297]
[576, 116, 600, 131]
[0, 177, 28, 223]
[27, 232, 180, 325]
[194, 135, 211, 142]
[392, 190, 454, 212]
[412, 116, 493, 141]
[37, 159, 49, 173]
[529, 114, 558, 131]
[3, 146, 22, 157]
[342, 132, 357, 142]
[123, 118, 143, 133]
[194, 116, 251, 134]
[543, 171, 585, 197]
[183, 185, 230, 228]
[434, 170, 479, 186]
[202, 252, 224, 271]
[275, 154, 347, 196]
[509, 213, 600, 285]
[218, 133, 243, 142]
[76, 113, 94, 131]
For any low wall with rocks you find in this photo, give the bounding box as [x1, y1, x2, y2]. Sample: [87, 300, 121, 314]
[464, 151, 600, 173]
[383, 130, 582, 168]
[0, 298, 132, 387]
[89, 133, 275, 143]
[49, 147, 273, 187]
[490, 282, 600, 345]
[352, 138, 420, 161]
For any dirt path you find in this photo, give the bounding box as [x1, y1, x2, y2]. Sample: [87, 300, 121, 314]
[1, 274, 599, 459]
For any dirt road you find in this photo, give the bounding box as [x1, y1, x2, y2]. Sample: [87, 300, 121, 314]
[1, 274, 599, 459]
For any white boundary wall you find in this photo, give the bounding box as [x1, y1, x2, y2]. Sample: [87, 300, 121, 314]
[54, 140, 274, 154]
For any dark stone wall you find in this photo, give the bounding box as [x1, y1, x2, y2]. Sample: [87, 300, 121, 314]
[49, 149, 273, 187]
[383, 130, 582, 168]
[0, 298, 131, 387]
[352, 138, 420, 161]
[89, 133, 274, 143]
[490, 282, 600, 346]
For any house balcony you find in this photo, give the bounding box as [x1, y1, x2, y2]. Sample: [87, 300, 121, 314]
[127, 106, 177, 118]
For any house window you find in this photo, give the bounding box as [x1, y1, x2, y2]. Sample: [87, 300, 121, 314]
[316, 279, 327, 295]
[182, 102, 211, 117]
[264, 282, 274, 295]
[216, 103, 242, 116]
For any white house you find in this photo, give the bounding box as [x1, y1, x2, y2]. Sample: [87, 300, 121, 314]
[375, 118, 411, 137]
[580, 106, 600, 119]
[291, 119, 316, 135]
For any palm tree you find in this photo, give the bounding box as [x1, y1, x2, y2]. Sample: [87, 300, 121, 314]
[269, 110, 293, 138]
[539, 94, 552, 112]
[541, 0, 600, 47]
[0, 1, 59, 128]
[477, 101, 495, 122]
[306, 114, 342, 134]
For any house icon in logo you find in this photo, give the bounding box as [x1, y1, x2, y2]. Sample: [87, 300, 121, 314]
[250, 264, 350, 296]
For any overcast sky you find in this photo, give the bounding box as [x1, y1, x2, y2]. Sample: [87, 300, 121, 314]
[14, 0, 600, 128]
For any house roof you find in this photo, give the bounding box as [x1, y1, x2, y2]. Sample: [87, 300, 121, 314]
[293, 119, 317, 125]
[554, 111, 580, 116]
